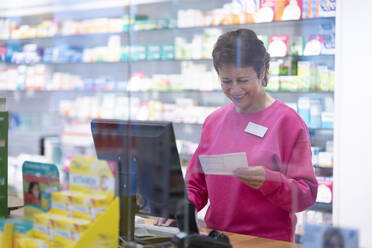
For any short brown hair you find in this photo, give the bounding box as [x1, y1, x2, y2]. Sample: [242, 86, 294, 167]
[212, 29, 270, 86]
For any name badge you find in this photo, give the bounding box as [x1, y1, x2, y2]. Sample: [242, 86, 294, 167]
[244, 122, 268, 138]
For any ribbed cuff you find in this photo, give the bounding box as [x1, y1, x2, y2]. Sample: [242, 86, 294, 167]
[259, 168, 282, 196]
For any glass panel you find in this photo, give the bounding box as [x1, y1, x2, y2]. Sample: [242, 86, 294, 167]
[1, 0, 336, 245]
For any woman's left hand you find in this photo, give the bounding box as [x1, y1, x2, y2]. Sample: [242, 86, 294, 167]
[233, 166, 266, 189]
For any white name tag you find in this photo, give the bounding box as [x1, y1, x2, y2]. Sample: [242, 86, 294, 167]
[244, 122, 268, 138]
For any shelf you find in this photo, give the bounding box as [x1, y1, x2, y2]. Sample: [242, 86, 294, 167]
[0, 17, 335, 42]
[0, 89, 334, 94]
[0, 0, 170, 17]
[0, 54, 334, 67]
[308, 202, 332, 213]
[174, 17, 335, 32]
[314, 166, 333, 177]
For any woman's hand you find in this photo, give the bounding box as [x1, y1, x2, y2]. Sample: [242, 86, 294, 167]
[154, 218, 176, 227]
[233, 166, 266, 189]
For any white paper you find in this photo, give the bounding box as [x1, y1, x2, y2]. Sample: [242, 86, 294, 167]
[198, 152, 248, 175]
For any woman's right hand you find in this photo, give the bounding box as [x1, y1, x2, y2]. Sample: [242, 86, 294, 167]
[154, 218, 176, 227]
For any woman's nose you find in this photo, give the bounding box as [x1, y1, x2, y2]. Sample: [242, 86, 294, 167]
[230, 82, 242, 95]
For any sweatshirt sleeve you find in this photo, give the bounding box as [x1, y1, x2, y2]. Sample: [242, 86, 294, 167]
[259, 129, 318, 213]
[185, 146, 209, 212]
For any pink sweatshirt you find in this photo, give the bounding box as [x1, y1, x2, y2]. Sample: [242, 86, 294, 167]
[185, 100, 318, 242]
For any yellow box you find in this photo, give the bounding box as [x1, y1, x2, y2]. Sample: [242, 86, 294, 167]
[70, 193, 113, 221]
[33, 213, 50, 241]
[51, 191, 83, 213]
[27, 198, 119, 248]
[69, 157, 115, 198]
[33, 213, 68, 241]
[51, 216, 91, 245]
[17, 237, 49, 248]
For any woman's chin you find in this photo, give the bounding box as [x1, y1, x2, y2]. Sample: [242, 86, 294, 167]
[234, 104, 245, 113]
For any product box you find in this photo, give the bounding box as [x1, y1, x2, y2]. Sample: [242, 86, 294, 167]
[302, 0, 320, 19]
[130, 45, 146, 61]
[146, 45, 161, 60]
[69, 193, 112, 221]
[297, 61, 312, 90]
[317, 65, 329, 90]
[297, 97, 311, 126]
[51, 190, 82, 214]
[255, 0, 275, 23]
[319, 0, 336, 17]
[309, 98, 322, 129]
[33, 213, 53, 240]
[132, 20, 149, 31]
[122, 14, 147, 32]
[22, 161, 60, 219]
[304, 35, 325, 56]
[0, 219, 34, 246]
[17, 237, 49, 248]
[0, 98, 8, 218]
[119, 46, 129, 61]
[160, 45, 175, 60]
[311, 146, 324, 166]
[51, 215, 90, 245]
[289, 36, 304, 56]
[318, 152, 333, 168]
[51, 190, 112, 221]
[156, 19, 170, 29]
[279, 75, 298, 91]
[267, 75, 280, 91]
[316, 177, 333, 203]
[0, 46, 6, 61]
[321, 112, 334, 129]
[281, 0, 303, 21]
[69, 157, 115, 197]
[268, 35, 289, 57]
[319, 22, 335, 55]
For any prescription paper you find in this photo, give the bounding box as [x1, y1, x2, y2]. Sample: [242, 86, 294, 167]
[198, 152, 248, 175]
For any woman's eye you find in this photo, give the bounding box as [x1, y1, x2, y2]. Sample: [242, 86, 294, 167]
[238, 80, 249, 83]
[223, 80, 232, 84]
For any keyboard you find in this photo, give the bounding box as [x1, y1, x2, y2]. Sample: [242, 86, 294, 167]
[135, 223, 180, 238]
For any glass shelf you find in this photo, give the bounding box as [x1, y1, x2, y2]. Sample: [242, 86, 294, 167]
[0, 89, 334, 94]
[0, 54, 334, 67]
[309, 202, 333, 213]
[0, 17, 335, 43]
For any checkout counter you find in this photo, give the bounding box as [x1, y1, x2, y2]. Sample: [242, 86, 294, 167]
[8, 196, 300, 248]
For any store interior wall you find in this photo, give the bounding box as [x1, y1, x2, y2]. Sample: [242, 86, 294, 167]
[334, 0, 372, 247]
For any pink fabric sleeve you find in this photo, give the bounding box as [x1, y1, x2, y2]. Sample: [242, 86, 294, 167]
[259, 131, 318, 213]
[185, 147, 209, 211]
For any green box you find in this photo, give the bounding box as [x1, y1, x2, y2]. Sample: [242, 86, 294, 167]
[160, 45, 175, 60]
[122, 15, 147, 32]
[147, 45, 161, 60]
[146, 19, 158, 30]
[156, 19, 169, 29]
[0, 98, 8, 217]
[120, 46, 129, 61]
[130, 45, 147, 61]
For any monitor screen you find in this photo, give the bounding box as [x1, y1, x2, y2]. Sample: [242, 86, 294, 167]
[91, 119, 185, 219]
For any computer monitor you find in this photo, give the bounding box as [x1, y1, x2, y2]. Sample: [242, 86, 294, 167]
[91, 119, 186, 240]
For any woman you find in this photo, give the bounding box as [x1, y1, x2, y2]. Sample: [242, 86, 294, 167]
[25, 181, 41, 205]
[185, 29, 317, 242]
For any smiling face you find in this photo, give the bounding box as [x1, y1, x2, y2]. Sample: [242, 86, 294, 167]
[219, 65, 266, 114]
